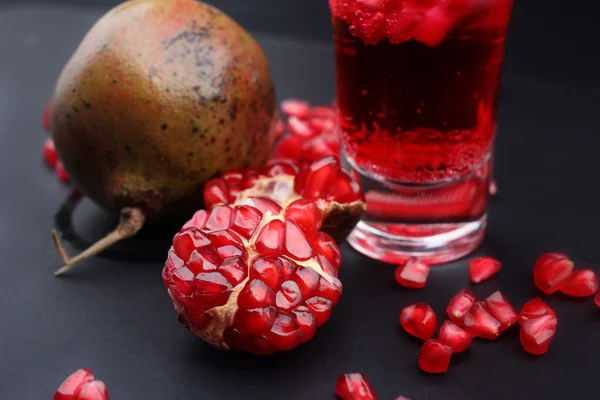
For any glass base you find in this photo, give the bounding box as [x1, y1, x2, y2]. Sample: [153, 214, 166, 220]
[347, 215, 486, 265]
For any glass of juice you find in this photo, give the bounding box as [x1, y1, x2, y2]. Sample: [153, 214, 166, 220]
[329, 0, 514, 264]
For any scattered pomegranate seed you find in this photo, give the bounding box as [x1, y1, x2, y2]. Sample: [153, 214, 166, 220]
[558, 269, 599, 297]
[281, 99, 311, 120]
[287, 116, 316, 138]
[42, 99, 52, 131]
[446, 289, 476, 326]
[42, 138, 58, 167]
[394, 258, 430, 289]
[518, 298, 555, 326]
[55, 161, 70, 182]
[595, 292, 600, 308]
[469, 256, 501, 283]
[418, 339, 453, 374]
[400, 302, 438, 340]
[520, 313, 558, 355]
[483, 291, 518, 331]
[533, 253, 574, 294]
[334, 373, 377, 400]
[463, 302, 502, 340]
[54, 368, 108, 400]
[438, 320, 472, 353]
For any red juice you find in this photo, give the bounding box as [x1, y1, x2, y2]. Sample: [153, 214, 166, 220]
[329, 0, 514, 263]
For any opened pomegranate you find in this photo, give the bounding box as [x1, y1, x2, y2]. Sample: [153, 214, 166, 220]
[418, 339, 453, 374]
[203, 156, 364, 242]
[446, 289, 476, 326]
[438, 320, 471, 353]
[469, 256, 501, 283]
[400, 302, 438, 340]
[334, 373, 377, 400]
[558, 269, 599, 297]
[54, 368, 109, 400]
[163, 204, 343, 354]
[463, 301, 502, 340]
[483, 291, 518, 331]
[533, 253, 574, 294]
[394, 258, 430, 289]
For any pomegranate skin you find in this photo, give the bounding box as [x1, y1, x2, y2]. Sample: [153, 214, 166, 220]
[51, 0, 277, 221]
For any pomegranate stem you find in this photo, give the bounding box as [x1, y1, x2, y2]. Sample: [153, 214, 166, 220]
[52, 207, 146, 276]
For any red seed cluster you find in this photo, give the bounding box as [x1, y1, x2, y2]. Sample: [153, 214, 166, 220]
[54, 369, 109, 400]
[163, 203, 343, 355]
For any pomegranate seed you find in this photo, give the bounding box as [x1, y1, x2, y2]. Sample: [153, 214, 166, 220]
[533, 253, 574, 294]
[275, 280, 303, 310]
[281, 99, 311, 119]
[265, 312, 303, 351]
[54, 368, 95, 400]
[469, 256, 501, 283]
[400, 302, 438, 340]
[558, 269, 599, 297]
[395, 258, 430, 289]
[483, 291, 518, 331]
[287, 116, 316, 138]
[418, 339, 453, 374]
[313, 232, 342, 270]
[204, 205, 232, 231]
[182, 210, 209, 230]
[238, 279, 276, 308]
[77, 380, 109, 400]
[203, 179, 230, 207]
[42, 138, 58, 167]
[294, 267, 320, 298]
[284, 220, 314, 260]
[55, 160, 70, 182]
[306, 296, 334, 325]
[463, 302, 502, 340]
[438, 320, 472, 353]
[42, 99, 52, 131]
[230, 206, 262, 239]
[520, 313, 558, 355]
[172, 228, 211, 262]
[236, 306, 278, 335]
[284, 199, 322, 238]
[489, 180, 498, 196]
[275, 135, 304, 161]
[251, 257, 284, 290]
[334, 373, 377, 400]
[595, 292, 600, 308]
[518, 298, 555, 326]
[446, 289, 476, 326]
[292, 305, 317, 342]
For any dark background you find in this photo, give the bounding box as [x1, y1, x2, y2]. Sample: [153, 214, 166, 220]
[0, 1, 599, 399]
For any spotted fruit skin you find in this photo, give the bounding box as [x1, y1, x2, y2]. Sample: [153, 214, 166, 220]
[163, 204, 342, 354]
[203, 156, 365, 243]
[51, 0, 277, 220]
[334, 373, 377, 400]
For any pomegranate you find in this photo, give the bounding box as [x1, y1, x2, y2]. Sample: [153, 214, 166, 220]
[518, 298, 555, 326]
[520, 313, 558, 355]
[54, 368, 108, 400]
[280, 99, 311, 120]
[468, 256, 501, 283]
[394, 258, 430, 289]
[438, 320, 472, 353]
[483, 291, 518, 331]
[334, 373, 377, 400]
[400, 302, 438, 340]
[418, 339, 453, 374]
[446, 289, 476, 326]
[43, 138, 59, 167]
[163, 204, 343, 354]
[463, 301, 502, 340]
[533, 252, 574, 294]
[203, 156, 365, 243]
[558, 269, 599, 297]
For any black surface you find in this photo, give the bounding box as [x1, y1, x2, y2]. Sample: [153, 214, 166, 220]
[1, 3, 600, 400]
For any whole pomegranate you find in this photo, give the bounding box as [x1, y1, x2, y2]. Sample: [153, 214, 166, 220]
[50, 0, 277, 273]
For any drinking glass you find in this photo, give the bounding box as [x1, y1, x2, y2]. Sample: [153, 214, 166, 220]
[329, 0, 514, 264]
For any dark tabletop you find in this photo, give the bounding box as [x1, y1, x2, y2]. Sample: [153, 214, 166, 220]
[1, 1, 599, 399]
